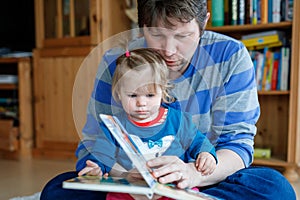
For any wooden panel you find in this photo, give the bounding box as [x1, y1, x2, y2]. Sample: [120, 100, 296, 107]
[0, 57, 33, 159]
[101, 0, 131, 41]
[0, 120, 19, 152]
[289, 0, 300, 166]
[18, 58, 34, 157]
[33, 50, 84, 149]
[39, 46, 92, 57]
[256, 95, 289, 161]
[43, 36, 91, 48]
[90, 0, 101, 44]
[34, 0, 45, 48]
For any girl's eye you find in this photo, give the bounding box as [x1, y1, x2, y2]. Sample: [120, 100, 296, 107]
[146, 94, 155, 97]
[128, 94, 137, 98]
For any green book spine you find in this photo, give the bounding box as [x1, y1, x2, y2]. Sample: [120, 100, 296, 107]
[212, 0, 224, 26]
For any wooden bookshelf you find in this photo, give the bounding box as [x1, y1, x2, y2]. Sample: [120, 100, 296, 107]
[207, 1, 300, 181]
[0, 57, 33, 159]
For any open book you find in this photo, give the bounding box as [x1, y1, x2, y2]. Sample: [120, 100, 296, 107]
[63, 114, 219, 200]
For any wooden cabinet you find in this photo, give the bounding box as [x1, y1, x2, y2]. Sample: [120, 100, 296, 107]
[207, 1, 300, 181]
[33, 0, 131, 159]
[0, 57, 33, 159]
[34, 0, 131, 48]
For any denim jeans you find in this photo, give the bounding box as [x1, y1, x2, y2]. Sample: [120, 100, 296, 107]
[40, 166, 296, 200]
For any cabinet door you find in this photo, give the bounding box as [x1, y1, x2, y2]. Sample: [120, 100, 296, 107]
[35, 0, 131, 48]
[42, 0, 89, 39]
[33, 50, 85, 158]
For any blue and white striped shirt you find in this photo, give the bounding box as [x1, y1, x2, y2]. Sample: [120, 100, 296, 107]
[76, 30, 260, 170]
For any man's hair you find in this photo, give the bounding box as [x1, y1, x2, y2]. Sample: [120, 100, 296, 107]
[137, 0, 207, 36]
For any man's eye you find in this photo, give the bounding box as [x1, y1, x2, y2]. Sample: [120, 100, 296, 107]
[151, 34, 162, 38]
[175, 35, 189, 39]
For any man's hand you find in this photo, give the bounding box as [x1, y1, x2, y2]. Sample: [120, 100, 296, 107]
[147, 156, 203, 189]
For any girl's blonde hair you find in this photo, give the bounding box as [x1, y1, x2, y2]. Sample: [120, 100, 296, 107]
[112, 48, 174, 103]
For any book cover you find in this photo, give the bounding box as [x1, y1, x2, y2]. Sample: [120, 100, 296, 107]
[237, 0, 245, 25]
[241, 31, 284, 48]
[254, 51, 265, 91]
[229, 0, 238, 25]
[280, 47, 290, 91]
[271, 54, 279, 91]
[252, 0, 258, 24]
[245, 0, 253, 24]
[272, 0, 281, 23]
[211, 0, 224, 26]
[63, 176, 153, 198]
[63, 114, 220, 200]
[285, 0, 293, 21]
[268, 0, 273, 23]
[256, 0, 261, 24]
[260, 0, 268, 24]
[241, 30, 284, 40]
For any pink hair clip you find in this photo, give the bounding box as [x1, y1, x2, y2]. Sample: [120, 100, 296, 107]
[125, 50, 130, 57]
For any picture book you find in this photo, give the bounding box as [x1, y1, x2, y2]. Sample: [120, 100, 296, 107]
[62, 114, 220, 200]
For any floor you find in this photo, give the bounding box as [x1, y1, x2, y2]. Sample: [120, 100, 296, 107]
[0, 158, 75, 200]
[0, 158, 299, 200]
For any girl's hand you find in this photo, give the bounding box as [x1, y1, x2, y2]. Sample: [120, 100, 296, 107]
[195, 152, 217, 176]
[78, 160, 107, 177]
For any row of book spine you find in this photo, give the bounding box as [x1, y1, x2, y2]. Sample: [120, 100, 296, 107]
[250, 46, 290, 91]
[208, 0, 293, 27]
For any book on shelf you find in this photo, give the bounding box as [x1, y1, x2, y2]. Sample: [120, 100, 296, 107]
[211, 0, 224, 26]
[0, 52, 32, 58]
[284, 0, 294, 21]
[260, 0, 268, 24]
[280, 47, 290, 90]
[254, 148, 271, 159]
[63, 114, 219, 200]
[250, 46, 290, 91]
[209, 0, 293, 27]
[272, 0, 281, 23]
[0, 75, 18, 84]
[237, 0, 245, 25]
[229, 0, 238, 25]
[241, 30, 284, 48]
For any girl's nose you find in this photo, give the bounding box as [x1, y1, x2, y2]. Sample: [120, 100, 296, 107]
[136, 96, 147, 106]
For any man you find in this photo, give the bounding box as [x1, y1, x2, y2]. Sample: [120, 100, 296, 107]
[41, 0, 296, 199]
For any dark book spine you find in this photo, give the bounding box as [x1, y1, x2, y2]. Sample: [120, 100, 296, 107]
[230, 0, 238, 25]
[245, 0, 253, 24]
[238, 0, 245, 25]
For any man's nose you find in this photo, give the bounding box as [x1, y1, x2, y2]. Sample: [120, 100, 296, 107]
[162, 38, 176, 57]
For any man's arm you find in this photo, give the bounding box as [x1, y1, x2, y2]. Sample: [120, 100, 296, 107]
[194, 149, 244, 186]
[147, 149, 244, 189]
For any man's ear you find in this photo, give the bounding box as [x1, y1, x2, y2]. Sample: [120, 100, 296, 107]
[203, 12, 210, 29]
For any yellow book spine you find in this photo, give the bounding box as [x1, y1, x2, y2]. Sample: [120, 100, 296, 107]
[242, 34, 280, 47]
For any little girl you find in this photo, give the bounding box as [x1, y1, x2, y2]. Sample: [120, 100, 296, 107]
[77, 48, 217, 200]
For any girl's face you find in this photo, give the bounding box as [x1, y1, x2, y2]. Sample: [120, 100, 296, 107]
[118, 67, 162, 122]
